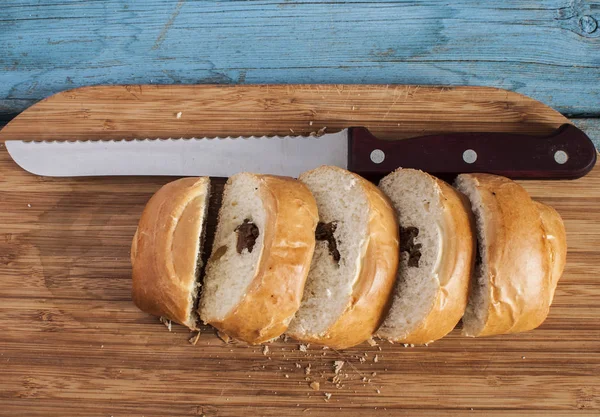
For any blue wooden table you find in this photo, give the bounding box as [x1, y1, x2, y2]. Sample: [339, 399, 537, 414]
[1, 0, 599, 146]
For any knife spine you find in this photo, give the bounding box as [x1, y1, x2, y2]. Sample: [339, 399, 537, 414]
[9, 133, 332, 145]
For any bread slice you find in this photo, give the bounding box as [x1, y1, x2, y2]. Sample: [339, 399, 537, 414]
[286, 166, 399, 349]
[376, 169, 475, 344]
[131, 177, 211, 330]
[198, 173, 318, 344]
[455, 173, 566, 337]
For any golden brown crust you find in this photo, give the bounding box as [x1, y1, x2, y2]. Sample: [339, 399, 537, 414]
[534, 201, 567, 307]
[207, 175, 318, 344]
[131, 177, 210, 330]
[460, 174, 560, 337]
[288, 167, 399, 349]
[384, 175, 475, 344]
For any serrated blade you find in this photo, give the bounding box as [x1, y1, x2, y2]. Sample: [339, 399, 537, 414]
[5, 130, 348, 177]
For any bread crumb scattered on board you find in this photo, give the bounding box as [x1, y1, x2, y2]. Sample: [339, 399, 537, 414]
[373, 355, 379, 363]
[305, 364, 311, 375]
[310, 381, 320, 391]
[262, 345, 269, 355]
[176, 111, 182, 119]
[188, 332, 201, 345]
[376, 389, 381, 394]
[299, 344, 309, 352]
[324, 392, 332, 401]
[333, 360, 344, 374]
[295, 363, 302, 369]
[367, 338, 378, 347]
[217, 331, 231, 343]
[159, 316, 172, 331]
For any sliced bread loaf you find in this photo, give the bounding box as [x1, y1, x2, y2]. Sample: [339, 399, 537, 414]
[131, 177, 211, 330]
[286, 166, 399, 349]
[199, 173, 318, 344]
[377, 169, 475, 344]
[455, 173, 566, 337]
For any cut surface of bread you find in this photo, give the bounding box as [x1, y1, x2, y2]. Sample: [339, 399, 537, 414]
[199, 173, 318, 344]
[131, 177, 211, 330]
[377, 169, 475, 344]
[287, 166, 399, 349]
[455, 173, 565, 337]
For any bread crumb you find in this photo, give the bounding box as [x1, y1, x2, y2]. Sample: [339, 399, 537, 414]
[263, 346, 269, 355]
[376, 389, 381, 394]
[159, 316, 172, 332]
[217, 331, 231, 343]
[310, 381, 320, 391]
[27, 204, 31, 208]
[322, 346, 329, 350]
[332, 375, 341, 384]
[324, 392, 332, 401]
[363, 352, 368, 357]
[305, 364, 311, 375]
[410, 344, 415, 347]
[373, 355, 379, 363]
[299, 344, 309, 352]
[176, 111, 182, 119]
[295, 363, 302, 369]
[285, 374, 289, 378]
[290, 128, 295, 134]
[317, 127, 327, 136]
[378, 347, 382, 351]
[403, 344, 409, 348]
[522, 356, 526, 359]
[333, 360, 344, 374]
[309, 121, 313, 126]
[367, 338, 377, 347]
[359, 357, 366, 363]
[188, 332, 201, 345]
[372, 372, 377, 377]
[282, 334, 290, 342]
[362, 377, 367, 382]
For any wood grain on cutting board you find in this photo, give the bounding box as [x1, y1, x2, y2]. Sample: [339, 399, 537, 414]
[0, 85, 598, 416]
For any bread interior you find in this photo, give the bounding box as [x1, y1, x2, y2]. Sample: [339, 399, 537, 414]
[454, 175, 489, 336]
[287, 168, 369, 337]
[377, 170, 443, 339]
[199, 173, 266, 322]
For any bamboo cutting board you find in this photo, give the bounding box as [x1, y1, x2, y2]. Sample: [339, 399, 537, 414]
[0, 85, 598, 416]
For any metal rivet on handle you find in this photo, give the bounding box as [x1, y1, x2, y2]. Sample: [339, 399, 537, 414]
[370, 149, 385, 164]
[554, 150, 568, 164]
[463, 149, 477, 164]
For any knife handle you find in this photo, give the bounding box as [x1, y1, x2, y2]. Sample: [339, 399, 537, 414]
[347, 124, 597, 180]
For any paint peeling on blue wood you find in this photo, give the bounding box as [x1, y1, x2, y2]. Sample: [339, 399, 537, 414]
[0, 0, 599, 116]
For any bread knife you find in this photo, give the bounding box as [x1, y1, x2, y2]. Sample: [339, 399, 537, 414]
[4, 124, 596, 179]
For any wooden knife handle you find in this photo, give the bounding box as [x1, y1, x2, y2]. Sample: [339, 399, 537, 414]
[348, 124, 597, 180]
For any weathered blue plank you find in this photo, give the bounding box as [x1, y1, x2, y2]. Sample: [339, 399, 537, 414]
[572, 118, 600, 148]
[1, 0, 599, 115]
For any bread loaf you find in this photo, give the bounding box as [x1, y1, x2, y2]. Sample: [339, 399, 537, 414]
[455, 173, 566, 337]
